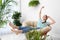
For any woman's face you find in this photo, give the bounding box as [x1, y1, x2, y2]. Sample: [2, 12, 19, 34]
[42, 15, 48, 20]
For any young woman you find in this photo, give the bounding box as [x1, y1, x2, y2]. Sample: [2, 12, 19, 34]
[37, 6, 56, 39]
[9, 6, 55, 36]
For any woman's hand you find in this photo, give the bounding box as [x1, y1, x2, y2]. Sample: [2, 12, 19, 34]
[40, 6, 44, 11]
[41, 6, 44, 9]
[47, 16, 50, 18]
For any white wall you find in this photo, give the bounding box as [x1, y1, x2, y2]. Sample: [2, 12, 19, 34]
[21, 0, 60, 37]
[1, 0, 60, 38]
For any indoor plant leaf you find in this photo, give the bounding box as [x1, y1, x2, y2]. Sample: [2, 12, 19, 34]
[26, 30, 43, 40]
[29, 0, 40, 7]
[0, 0, 2, 6]
[0, 0, 17, 28]
[12, 11, 22, 26]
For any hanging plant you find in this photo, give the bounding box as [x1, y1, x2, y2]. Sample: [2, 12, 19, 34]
[0, 0, 17, 28]
[29, 0, 40, 7]
[12, 11, 22, 26]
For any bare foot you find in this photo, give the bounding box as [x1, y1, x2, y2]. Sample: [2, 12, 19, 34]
[9, 22, 13, 26]
[9, 22, 17, 29]
[11, 29, 22, 35]
[11, 29, 15, 32]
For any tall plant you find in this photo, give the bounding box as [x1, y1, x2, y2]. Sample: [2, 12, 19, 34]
[0, 0, 17, 28]
[26, 30, 45, 40]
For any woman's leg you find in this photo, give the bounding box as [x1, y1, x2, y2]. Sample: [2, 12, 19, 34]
[11, 27, 32, 35]
[43, 34, 47, 40]
[41, 26, 51, 40]
[9, 22, 19, 29]
[41, 26, 51, 35]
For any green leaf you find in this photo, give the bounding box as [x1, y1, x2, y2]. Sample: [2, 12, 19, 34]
[0, 0, 17, 28]
[0, 0, 2, 5]
[12, 12, 21, 19]
[0, 20, 7, 28]
[26, 30, 43, 40]
[29, 0, 40, 7]
[13, 20, 22, 26]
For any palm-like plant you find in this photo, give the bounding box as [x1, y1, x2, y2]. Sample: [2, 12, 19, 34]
[0, 0, 17, 28]
[26, 30, 43, 40]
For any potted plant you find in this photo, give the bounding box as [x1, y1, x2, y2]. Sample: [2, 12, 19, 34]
[0, 0, 17, 28]
[29, 0, 40, 7]
[26, 30, 42, 40]
[12, 11, 22, 26]
[26, 30, 46, 40]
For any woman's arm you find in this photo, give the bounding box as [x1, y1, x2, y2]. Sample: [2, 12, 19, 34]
[39, 6, 44, 18]
[48, 16, 56, 25]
